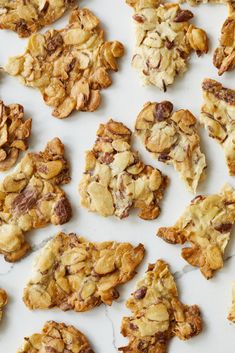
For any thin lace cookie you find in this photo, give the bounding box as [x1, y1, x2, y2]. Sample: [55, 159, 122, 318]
[0, 0, 77, 38]
[0, 100, 32, 171]
[0, 138, 72, 263]
[228, 282, 235, 322]
[119, 259, 202, 353]
[135, 101, 206, 192]
[126, 0, 208, 91]
[200, 78, 235, 175]
[79, 119, 168, 220]
[17, 321, 95, 353]
[157, 184, 235, 279]
[5, 7, 124, 118]
[23, 232, 145, 311]
[0, 288, 7, 322]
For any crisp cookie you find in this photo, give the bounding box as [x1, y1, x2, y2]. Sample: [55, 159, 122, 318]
[126, 0, 208, 90]
[0, 138, 72, 263]
[79, 119, 168, 220]
[135, 101, 206, 192]
[5, 7, 124, 119]
[157, 184, 235, 279]
[119, 260, 202, 353]
[228, 282, 235, 322]
[17, 320, 94, 353]
[0, 100, 32, 171]
[179, 0, 226, 6]
[0, 0, 77, 38]
[23, 232, 145, 311]
[0, 288, 7, 322]
[200, 78, 235, 175]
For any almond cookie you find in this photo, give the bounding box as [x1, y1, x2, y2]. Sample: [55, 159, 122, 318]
[126, 0, 208, 90]
[0, 100, 32, 171]
[79, 119, 168, 220]
[17, 321, 94, 353]
[157, 184, 235, 279]
[0, 138, 72, 263]
[0, 288, 7, 322]
[200, 78, 235, 175]
[119, 259, 202, 353]
[5, 7, 124, 119]
[228, 282, 235, 322]
[213, 3, 235, 75]
[23, 232, 145, 311]
[135, 101, 206, 193]
[0, 0, 77, 38]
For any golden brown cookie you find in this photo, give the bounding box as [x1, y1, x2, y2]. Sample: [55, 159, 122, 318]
[157, 184, 235, 279]
[0, 138, 72, 263]
[79, 119, 168, 220]
[23, 232, 145, 311]
[5, 7, 124, 118]
[228, 282, 235, 322]
[17, 321, 94, 353]
[0, 100, 32, 171]
[135, 101, 206, 192]
[119, 260, 202, 353]
[0, 0, 77, 38]
[200, 78, 235, 175]
[0, 288, 7, 322]
[126, 0, 208, 90]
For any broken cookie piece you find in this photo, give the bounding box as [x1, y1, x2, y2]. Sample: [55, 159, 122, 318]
[157, 184, 235, 279]
[0, 100, 32, 171]
[0, 138, 72, 263]
[17, 321, 94, 353]
[213, 2, 235, 74]
[5, 7, 124, 118]
[135, 101, 206, 192]
[119, 259, 202, 353]
[228, 282, 235, 322]
[23, 232, 145, 311]
[178, 0, 226, 6]
[79, 119, 168, 220]
[0, 0, 77, 38]
[200, 78, 235, 175]
[0, 288, 7, 322]
[126, 0, 208, 90]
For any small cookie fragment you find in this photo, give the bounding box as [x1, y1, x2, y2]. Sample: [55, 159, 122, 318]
[127, 0, 208, 90]
[0, 0, 77, 38]
[0, 138, 72, 263]
[6, 7, 124, 118]
[0, 100, 32, 171]
[23, 232, 145, 311]
[157, 184, 235, 279]
[213, 3, 235, 75]
[228, 282, 235, 322]
[135, 101, 206, 192]
[200, 78, 235, 175]
[17, 321, 94, 353]
[0, 288, 7, 321]
[119, 260, 202, 353]
[79, 119, 168, 220]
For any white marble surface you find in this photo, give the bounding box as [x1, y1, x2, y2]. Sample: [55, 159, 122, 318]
[0, 1, 235, 352]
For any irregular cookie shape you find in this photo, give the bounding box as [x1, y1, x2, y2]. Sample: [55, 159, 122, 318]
[0, 288, 7, 321]
[213, 3, 235, 75]
[0, 0, 76, 38]
[23, 232, 145, 311]
[127, 0, 208, 90]
[119, 260, 202, 353]
[0, 100, 32, 171]
[135, 101, 206, 192]
[6, 7, 124, 118]
[17, 321, 94, 353]
[79, 119, 168, 220]
[157, 184, 235, 279]
[200, 79, 235, 175]
[228, 282, 235, 322]
[0, 138, 72, 263]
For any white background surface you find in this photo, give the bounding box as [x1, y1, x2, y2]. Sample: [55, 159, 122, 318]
[0, 1, 235, 352]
